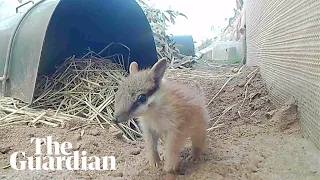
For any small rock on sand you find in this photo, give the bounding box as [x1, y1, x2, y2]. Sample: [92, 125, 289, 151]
[130, 148, 141, 155]
[109, 126, 123, 138]
[111, 172, 124, 177]
[88, 129, 101, 136]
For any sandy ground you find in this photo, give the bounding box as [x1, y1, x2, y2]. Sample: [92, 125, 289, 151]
[0, 64, 319, 180]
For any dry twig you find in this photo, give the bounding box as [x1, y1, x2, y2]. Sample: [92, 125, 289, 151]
[240, 68, 258, 108]
[206, 65, 244, 106]
[207, 103, 238, 132]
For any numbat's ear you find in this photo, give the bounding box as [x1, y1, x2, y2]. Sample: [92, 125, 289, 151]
[150, 58, 168, 83]
[129, 61, 139, 74]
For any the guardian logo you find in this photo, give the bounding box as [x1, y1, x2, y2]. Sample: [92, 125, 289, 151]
[9, 136, 116, 171]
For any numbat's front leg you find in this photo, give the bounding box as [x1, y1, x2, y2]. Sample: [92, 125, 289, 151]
[163, 132, 185, 173]
[144, 129, 160, 168]
[189, 123, 206, 162]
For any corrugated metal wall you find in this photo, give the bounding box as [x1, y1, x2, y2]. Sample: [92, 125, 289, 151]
[246, 0, 320, 149]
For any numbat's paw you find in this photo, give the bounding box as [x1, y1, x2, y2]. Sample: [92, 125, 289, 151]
[148, 154, 161, 168]
[186, 155, 200, 162]
[191, 147, 202, 162]
[150, 161, 159, 168]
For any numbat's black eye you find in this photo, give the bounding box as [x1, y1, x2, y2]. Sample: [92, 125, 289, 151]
[137, 94, 147, 103]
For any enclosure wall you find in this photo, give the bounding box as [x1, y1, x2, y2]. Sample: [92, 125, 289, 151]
[246, 0, 320, 148]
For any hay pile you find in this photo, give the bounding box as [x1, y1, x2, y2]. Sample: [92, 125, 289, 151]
[0, 97, 75, 128]
[32, 52, 126, 119]
[0, 49, 143, 141]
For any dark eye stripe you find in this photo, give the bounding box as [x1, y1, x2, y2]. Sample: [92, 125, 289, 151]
[145, 84, 159, 98]
[128, 84, 159, 113]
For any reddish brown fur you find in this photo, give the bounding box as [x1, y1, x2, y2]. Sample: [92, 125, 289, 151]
[113, 59, 209, 175]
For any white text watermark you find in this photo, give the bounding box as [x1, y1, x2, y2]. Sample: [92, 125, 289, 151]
[10, 136, 116, 171]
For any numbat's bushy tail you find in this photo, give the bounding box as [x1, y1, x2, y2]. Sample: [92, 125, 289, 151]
[112, 58, 209, 174]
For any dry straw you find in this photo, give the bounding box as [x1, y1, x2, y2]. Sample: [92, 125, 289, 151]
[0, 44, 143, 141]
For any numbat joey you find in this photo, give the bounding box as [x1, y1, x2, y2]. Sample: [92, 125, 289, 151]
[112, 59, 209, 174]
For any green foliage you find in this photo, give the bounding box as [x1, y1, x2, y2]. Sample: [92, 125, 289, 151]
[136, 0, 188, 63]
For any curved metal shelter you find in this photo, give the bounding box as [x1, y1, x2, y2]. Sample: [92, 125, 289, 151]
[0, 0, 158, 104]
[170, 35, 195, 56]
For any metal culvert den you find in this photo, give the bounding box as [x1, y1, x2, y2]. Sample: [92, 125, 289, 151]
[0, 0, 158, 104]
[170, 35, 196, 56]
